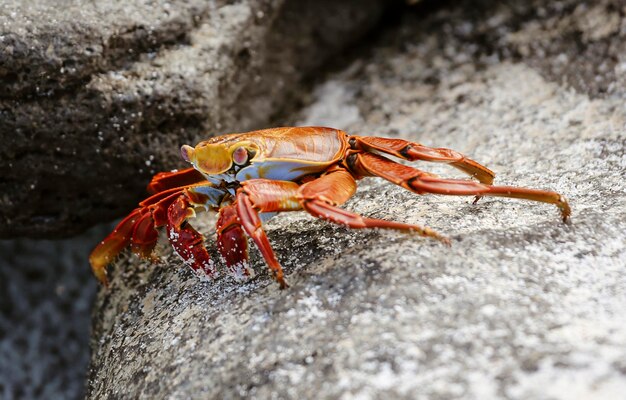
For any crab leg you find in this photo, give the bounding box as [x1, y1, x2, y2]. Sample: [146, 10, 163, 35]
[352, 136, 495, 184]
[89, 208, 144, 285]
[235, 172, 450, 287]
[236, 190, 289, 288]
[351, 152, 571, 221]
[216, 204, 253, 280]
[297, 169, 449, 243]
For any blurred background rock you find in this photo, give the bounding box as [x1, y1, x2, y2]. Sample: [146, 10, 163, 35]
[0, 235, 98, 399]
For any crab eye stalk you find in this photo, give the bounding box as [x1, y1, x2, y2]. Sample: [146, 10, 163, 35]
[180, 145, 194, 163]
[232, 146, 249, 166]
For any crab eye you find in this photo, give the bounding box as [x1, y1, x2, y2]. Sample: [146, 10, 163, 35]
[232, 146, 248, 165]
[180, 145, 194, 163]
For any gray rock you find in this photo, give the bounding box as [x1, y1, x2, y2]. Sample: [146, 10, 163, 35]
[0, 231, 100, 400]
[88, 1, 626, 399]
[0, 0, 385, 238]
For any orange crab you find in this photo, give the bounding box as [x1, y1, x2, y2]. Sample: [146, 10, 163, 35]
[90, 126, 571, 288]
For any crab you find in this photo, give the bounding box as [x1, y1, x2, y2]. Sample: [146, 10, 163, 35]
[90, 126, 571, 288]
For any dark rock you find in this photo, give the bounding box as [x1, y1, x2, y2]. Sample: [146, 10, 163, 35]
[0, 232, 100, 399]
[88, 1, 626, 399]
[0, 0, 386, 238]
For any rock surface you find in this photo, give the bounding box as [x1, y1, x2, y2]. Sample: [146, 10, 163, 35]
[88, 1, 626, 399]
[0, 0, 385, 238]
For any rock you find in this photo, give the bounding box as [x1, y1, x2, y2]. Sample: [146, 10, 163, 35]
[88, 1, 626, 399]
[0, 0, 386, 238]
[0, 231, 100, 399]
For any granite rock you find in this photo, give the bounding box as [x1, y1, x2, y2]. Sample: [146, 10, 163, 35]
[0, 0, 385, 238]
[88, 1, 626, 399]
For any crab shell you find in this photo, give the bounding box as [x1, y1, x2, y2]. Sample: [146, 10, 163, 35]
[181, 127, 350, 183]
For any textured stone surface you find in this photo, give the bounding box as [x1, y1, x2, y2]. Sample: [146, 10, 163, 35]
[88, 1, 626, 399]
[0, 0, 385, 238]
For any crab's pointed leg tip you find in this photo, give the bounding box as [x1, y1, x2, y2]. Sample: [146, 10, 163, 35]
[277, 278, 289, 290]
[557, 196, 572, 224]
[561, 208, 572, 224]
[94, 270, 109, 288]
[472, 196, 481, 205]
[90, 259, 109, 287]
